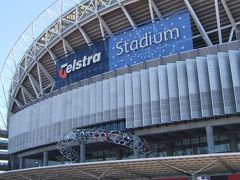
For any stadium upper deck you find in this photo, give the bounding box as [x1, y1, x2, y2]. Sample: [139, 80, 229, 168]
[0, 0, 239, 125]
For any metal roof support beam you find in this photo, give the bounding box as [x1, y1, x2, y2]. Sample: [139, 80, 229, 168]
[75, 4, 92, 45]
[193, 159, 218, 175]
[20, 85, 34, 101]
[37, 62, 55, 85]
[26, 73, 41, 92]
[19, 174, 32, 180]
[35, 41, 45, 48]
[118, 0, 136, 28]
[37, 64, 43, 96]
[21, 88, 27, 104]
[63, 37, 74, 52]
[97, 13, 112, 36]
[76, 169, 98, 179]
[98, 168, 113, 180]
[113, 166, 149, 179]
[221, 0, 236, 29]
[62, 38, 68, 55]
[21, 89, 27, 104]
[184, 0, 212, 46]
[229, 28, 235, 42]
[10, 50, 18, 70]
[23, 57, 28, 70]
[148, 0, 161, 20]
[0, 77, 8, 107]
[28, 74, 40, 94]
[99, 17, 106, 39]
[76, 25, 92, 45]
[151, 0, 161, 18]
[160, 162, 191, 176]
[221, 0, 240, 40]
[13, 98, 23, 108]
[28, 75, 39, 98]
[46, 47, 57, 61]
[43, 84, 52, 91]
[214, 0, 222, 44]
[61, 36, 74, 54]
[216, 157, 236, 173]
[192, 21, 240, 39]
[148, 0, 155, 22]
[22, 68, 41, 95]
[50, 83, 55, 92]
[0, 111, 7, 129]
[39, 175, 58, 180]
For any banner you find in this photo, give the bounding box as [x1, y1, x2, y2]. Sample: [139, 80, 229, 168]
[55, 41, 109, 89]
[55, 11, 193, 89]
[108, 12, 193, 70]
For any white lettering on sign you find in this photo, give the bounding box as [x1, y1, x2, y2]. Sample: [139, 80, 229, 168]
[58, 52, 101, 79]
[115, 28, 179, 56]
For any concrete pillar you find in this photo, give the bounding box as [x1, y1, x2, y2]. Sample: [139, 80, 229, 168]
[60, 155, 65, 164]
[80, 143, 86, 163]
[19, 157, 23, 169]
[102, 151, 106, 161]
[10, 154, 14, 170]
[191, 175, 196, 180]
[116, 149, 122, 160]
[166, 143, 174, 156]
[229, 134, 238, 152]
[43, 151, 48, 166]
[193, 146, 198, 155]
[206, 126, 214, 153]
[189, 176, 204, 180]
[134, 149, 140, 159]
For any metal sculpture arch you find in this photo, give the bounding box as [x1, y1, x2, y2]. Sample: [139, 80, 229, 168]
[57, 128, 151, 162]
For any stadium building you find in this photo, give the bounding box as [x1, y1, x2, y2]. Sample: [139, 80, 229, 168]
[1, 0, 240, 179]
[0, 130, 8, 171]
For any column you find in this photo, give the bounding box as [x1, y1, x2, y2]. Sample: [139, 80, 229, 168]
[134, 149, 140, 159]
[60, 155, 65, 164]
[166, 143, 174, 156]
[80, 143, 86, 163]
[116, 149, 122, 160]
[9, 154, 14, 170]
[191, 175, 196, 180]
[229, 134, 238, 152]
[43, 151, 48, 166]
[19, 157, 23, 169]
[193, 146, 198, 155]
[236, 27, 240, 40]
[206, 126, 214, 153]
[102, 151, 106, 161]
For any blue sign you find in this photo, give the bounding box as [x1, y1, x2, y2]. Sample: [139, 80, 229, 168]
[55, 11, 193, 89]
[55, 41, 109, 89]
[108, 12, 193, 70]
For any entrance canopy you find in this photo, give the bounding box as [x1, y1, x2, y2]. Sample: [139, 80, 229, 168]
[2, 153, 240, 179]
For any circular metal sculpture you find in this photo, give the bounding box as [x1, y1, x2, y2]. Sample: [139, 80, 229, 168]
[57, 128, 151, 162]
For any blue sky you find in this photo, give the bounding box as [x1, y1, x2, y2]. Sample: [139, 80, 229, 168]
[0, 0, 55, 70]
[0, 0, 55, 129]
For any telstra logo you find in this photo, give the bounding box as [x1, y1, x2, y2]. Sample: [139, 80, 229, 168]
[58, 52, 101, 79]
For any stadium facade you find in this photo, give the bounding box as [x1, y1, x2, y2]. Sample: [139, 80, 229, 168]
[1, 0, 240, 179]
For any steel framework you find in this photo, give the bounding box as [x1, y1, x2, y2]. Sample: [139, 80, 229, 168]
[0, 0, 240, 129]
[57, 128, 151, 162]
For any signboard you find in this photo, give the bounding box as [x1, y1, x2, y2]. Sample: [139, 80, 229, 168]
[55, 41, 109, 89]
[108, 12, 193, 70]
[55, 11, 193, 89]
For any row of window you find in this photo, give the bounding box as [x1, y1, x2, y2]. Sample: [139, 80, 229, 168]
[22, 133, 240, 169]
